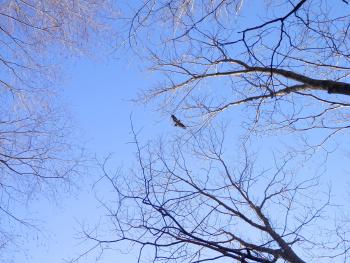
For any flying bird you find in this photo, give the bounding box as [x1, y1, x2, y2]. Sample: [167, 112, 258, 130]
[171, 114, 186, 129]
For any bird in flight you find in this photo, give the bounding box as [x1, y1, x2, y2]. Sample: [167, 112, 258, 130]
[171, 114, 186, 129]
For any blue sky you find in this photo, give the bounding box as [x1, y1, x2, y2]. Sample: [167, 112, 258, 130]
[9, 51, 157, 262]
[7, 2, 350, 262]
[9, 49, 348, 263]
[9, 46, 209, 263]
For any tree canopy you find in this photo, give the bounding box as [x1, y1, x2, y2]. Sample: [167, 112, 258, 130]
[2, 1, 350, 262]
[0, 0, 113, 252]
[126, 0, 350, 141]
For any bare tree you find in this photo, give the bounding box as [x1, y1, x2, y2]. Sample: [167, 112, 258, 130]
[85, 125, 349, 263]
[0, 0, 114, 251]
[122, 0, 350, 143]
[77, 1, 350, 262]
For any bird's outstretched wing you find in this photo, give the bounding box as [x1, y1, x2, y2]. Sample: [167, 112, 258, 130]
[171, 114, 186, 129]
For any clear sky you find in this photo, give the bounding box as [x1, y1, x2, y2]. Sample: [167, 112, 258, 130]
[8, 47, 348, 263]
[9, 50, 160, 262]
[8, 2, 350, 263]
